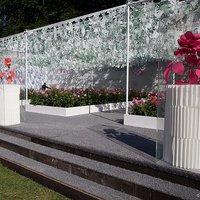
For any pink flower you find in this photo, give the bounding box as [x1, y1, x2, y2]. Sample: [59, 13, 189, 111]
[152, 100, 158, 105]
[3, 57, 12, 67]
[129, 102, 134, 107]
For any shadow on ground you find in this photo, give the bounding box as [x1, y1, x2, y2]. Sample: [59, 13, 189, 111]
[103, 128, 159, 157]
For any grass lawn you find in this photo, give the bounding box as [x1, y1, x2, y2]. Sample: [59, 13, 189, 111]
[0, 163, 71, 200]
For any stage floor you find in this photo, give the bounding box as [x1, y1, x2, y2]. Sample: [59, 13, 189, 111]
[1, 109, 200, 176]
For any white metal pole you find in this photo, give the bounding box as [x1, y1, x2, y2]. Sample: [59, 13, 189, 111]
[126, 4, 130, 115]
[91, 68, 94, 88]
[25, 30, 28, 104]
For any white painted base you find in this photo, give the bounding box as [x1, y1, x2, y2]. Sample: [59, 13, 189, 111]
[163, 85, 200, 169]
[124, 114, 164, 130]
[0, 84, 20, 126]
[26, 102, 126, 117]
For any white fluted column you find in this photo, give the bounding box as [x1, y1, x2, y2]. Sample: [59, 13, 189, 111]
[163, 84, 200, 169]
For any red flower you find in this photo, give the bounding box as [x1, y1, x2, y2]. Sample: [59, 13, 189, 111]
[3, 57, 12, 67]
[164, 31, 200, 84]
[175, 31, 200, 57]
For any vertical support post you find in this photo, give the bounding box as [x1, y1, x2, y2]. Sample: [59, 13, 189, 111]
[25, 30, 28, 103]
[126, 4, 130, 115]
[91, 68, 94, 88]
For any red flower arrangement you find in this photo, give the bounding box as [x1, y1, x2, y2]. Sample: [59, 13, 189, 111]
[164, 31, 200, 84]
[0, 57, 16, 84]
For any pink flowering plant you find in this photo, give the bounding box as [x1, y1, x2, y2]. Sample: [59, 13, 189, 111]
[129, 92, 158, 117]
[0, 57, 16, 84]
[29, 87, 148, 107]
[164, 31, 200, 84]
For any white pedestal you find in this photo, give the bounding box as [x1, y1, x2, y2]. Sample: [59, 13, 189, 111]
[0, 84, 20, 126]
[163, 85, 200, 169]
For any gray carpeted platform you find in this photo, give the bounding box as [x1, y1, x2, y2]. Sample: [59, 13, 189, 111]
[2, 109, 200, 177]
[7, 110, 161, 162]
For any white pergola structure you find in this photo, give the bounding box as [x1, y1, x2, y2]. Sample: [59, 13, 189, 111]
[0, 0, 198, 108]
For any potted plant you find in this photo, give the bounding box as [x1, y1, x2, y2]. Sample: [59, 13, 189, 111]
[0, 57, 20, 126]
[163, 31, 200, 169]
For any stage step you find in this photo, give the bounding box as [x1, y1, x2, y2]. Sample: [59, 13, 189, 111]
[1, 127, 200, 191]
[0, 132, 199, 200]
[0, 147, 139, 200]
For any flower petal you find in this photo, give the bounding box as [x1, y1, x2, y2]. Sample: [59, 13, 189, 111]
[164, 67, 171, 84]
[184, 31, 195, 40]
[184, 54, 199, 66]
[175, 80, 188, 84]
[189, 70, 198, 84]
[174, 49, 182, 57]
[196, 68, 200, 78]
[193, 33, 200, 40]
[190, 40, 200, 47]
[172, 62, 184, 75]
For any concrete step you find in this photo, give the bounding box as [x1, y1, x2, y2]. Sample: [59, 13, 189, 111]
[1, 128, 200, 191]
[0, 132, 199, 200]
[0, 147, 139, 200]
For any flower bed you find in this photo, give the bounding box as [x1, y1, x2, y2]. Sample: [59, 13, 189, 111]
[28, 88, 148, 107]
[26, 88, 147, 117]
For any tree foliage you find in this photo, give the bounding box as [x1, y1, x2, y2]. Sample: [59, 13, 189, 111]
[0, 0, 125, 37]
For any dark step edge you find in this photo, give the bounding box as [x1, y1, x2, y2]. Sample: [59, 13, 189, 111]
[1, 127, 200, 191]
[0, 155, 102, 200]
[0, 137, 183, 200]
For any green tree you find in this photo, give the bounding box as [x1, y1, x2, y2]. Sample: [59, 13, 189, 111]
[0, 0, 126, 38]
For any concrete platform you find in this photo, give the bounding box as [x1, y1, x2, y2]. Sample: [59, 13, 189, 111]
[4, 109, 162, 162]
[0, 109, 200, 188]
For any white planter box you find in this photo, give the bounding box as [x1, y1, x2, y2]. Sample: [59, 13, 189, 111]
[124, 114, 164, 130]
[0, 84, 20, 126]
[26, 102, 126, 117]
[163, 85, 200, 169]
